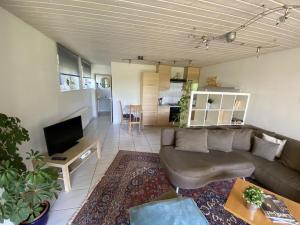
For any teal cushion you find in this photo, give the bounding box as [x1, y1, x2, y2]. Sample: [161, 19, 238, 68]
[129, 197, 210, 225]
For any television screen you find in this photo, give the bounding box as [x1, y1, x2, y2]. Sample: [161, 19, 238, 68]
[44, 116, 83, 156]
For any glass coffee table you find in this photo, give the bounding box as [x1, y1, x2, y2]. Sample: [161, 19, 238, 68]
[224, 178, 300, 225]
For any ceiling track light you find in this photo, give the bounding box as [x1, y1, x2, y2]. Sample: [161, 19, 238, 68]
[189, 4, 300, 55]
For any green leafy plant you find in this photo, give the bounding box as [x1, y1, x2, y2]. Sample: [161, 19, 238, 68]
[0, 113, 29, 172]
[0, 114, 61, 224]
[243, 186, 264, 207]
[178, 81, 192, 128]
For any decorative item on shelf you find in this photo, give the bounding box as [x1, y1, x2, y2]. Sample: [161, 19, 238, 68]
[178, 81, 192, 128]
[206, 76, 221, 87]
[0, 113, 61, 225]
[232, 117, 243, 125]
[234, 100, 242, 110]
[207, 98, 214, 109]
[243, 186, 264, 211]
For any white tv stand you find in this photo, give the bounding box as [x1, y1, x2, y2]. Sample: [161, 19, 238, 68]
[43, 137, 101, 192]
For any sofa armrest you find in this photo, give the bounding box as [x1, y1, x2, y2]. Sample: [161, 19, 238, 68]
[161, 128, 175, 146]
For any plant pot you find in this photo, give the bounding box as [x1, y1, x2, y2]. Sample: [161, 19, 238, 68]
[246, 202, 259, 211]
[20, 201, 50, 225]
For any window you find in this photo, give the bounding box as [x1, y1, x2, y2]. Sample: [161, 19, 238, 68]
[57, 44, 80, 91]
[81, 58, 95, 89]
[81, 58, 92, 78]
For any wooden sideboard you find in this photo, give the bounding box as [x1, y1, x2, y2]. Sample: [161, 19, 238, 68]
[43, 137, 101, 192]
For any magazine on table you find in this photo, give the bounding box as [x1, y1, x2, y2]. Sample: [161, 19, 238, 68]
[261, 194, 298, 225]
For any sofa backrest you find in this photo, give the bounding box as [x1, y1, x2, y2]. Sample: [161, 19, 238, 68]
[245, 125, 300, 173]
[161, 128, 176, 146]
[161, 126, 300, 173]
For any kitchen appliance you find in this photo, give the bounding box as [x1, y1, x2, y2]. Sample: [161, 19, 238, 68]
[169, 106, 181, 122]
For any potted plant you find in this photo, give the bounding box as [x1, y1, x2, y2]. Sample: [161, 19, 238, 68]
[207, 98, 214, 109]
[0, 113, 61, 225]
[243, 186, 264, 211]
[178, 81, 192, 127]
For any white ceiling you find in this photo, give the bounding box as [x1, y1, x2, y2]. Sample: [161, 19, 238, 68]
[1, 0, 300, 66]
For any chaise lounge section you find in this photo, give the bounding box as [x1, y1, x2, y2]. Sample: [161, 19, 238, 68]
[160, 126, 300, 203]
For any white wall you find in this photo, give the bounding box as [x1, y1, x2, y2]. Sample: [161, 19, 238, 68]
[111, 62, 156, 123]
[200, 47, 300, 140]
[0, 7, 95, 155]
[92, 64, 111, 75]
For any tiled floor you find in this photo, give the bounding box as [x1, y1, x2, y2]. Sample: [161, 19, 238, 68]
[48, 114, 162, 225]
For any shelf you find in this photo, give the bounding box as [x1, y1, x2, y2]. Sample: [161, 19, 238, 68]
[188, 91, 250, 127]
[57, 148, 97, 179]
[191, 108, 220, 111]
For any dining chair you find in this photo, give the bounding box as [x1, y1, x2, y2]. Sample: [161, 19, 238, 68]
[119, 101, 130, 125]
[128, 105, 142, 133]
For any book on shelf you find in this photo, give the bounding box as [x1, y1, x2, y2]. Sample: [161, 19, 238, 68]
[262, 194, 298, 225]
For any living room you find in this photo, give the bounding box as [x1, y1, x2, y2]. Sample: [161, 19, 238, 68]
[0, 1, 300, 225]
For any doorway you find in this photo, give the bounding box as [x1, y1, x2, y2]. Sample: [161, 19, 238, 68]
[95, 74, 112, 122]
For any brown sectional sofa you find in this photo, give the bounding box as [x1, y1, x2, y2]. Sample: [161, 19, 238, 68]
[159, 126, 300, 203]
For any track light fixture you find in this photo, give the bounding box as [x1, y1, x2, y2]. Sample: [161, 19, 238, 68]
[189, 4, 300, 55]
[122, 57, 193, 66]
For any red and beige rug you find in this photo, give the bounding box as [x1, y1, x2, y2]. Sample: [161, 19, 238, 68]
[70, 150, 247, 225]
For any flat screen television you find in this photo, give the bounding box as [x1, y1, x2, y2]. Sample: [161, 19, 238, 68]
[44, 116, 83, 156]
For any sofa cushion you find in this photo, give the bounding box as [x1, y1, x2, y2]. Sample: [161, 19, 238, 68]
[175, 129, 208, 153]
[252, 137, 279, 161]
[262, 133, 287, 157]
[208, 129, 234, 152]
[160, 147, 255, 189]
[234, 151, 272, 170]
[232, 129, 253, 151]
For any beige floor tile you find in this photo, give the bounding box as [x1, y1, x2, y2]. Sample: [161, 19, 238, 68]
[52, 188, 89, 210]
[48, 208, 78, 225]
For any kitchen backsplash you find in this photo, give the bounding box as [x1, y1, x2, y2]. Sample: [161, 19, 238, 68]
[159, 82, 183, 104]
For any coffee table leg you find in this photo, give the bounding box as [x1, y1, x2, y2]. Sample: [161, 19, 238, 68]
[176, 187, 180, 194]
[62, 166, 71, 192]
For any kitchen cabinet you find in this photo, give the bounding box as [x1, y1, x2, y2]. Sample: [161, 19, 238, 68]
[157, 65, 171, 91]
[157, 106, 170, 125]
[184, 67, 200, 82]
[141, 72, 159, 125]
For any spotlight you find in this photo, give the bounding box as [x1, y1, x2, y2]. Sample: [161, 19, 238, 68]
[226, 32, 236, 42]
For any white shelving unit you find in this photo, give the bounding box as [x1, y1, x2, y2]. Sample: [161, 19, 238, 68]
[187, 91, 250, 127]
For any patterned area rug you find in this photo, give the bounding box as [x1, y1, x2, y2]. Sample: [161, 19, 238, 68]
[70, 151, 248, 225]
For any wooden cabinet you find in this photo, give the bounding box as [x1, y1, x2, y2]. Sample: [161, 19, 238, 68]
[141, 72, 159, 125]
[184, 67, 200, 82]
[157, 65, 171, 91]
[157, 106, 170, 125]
